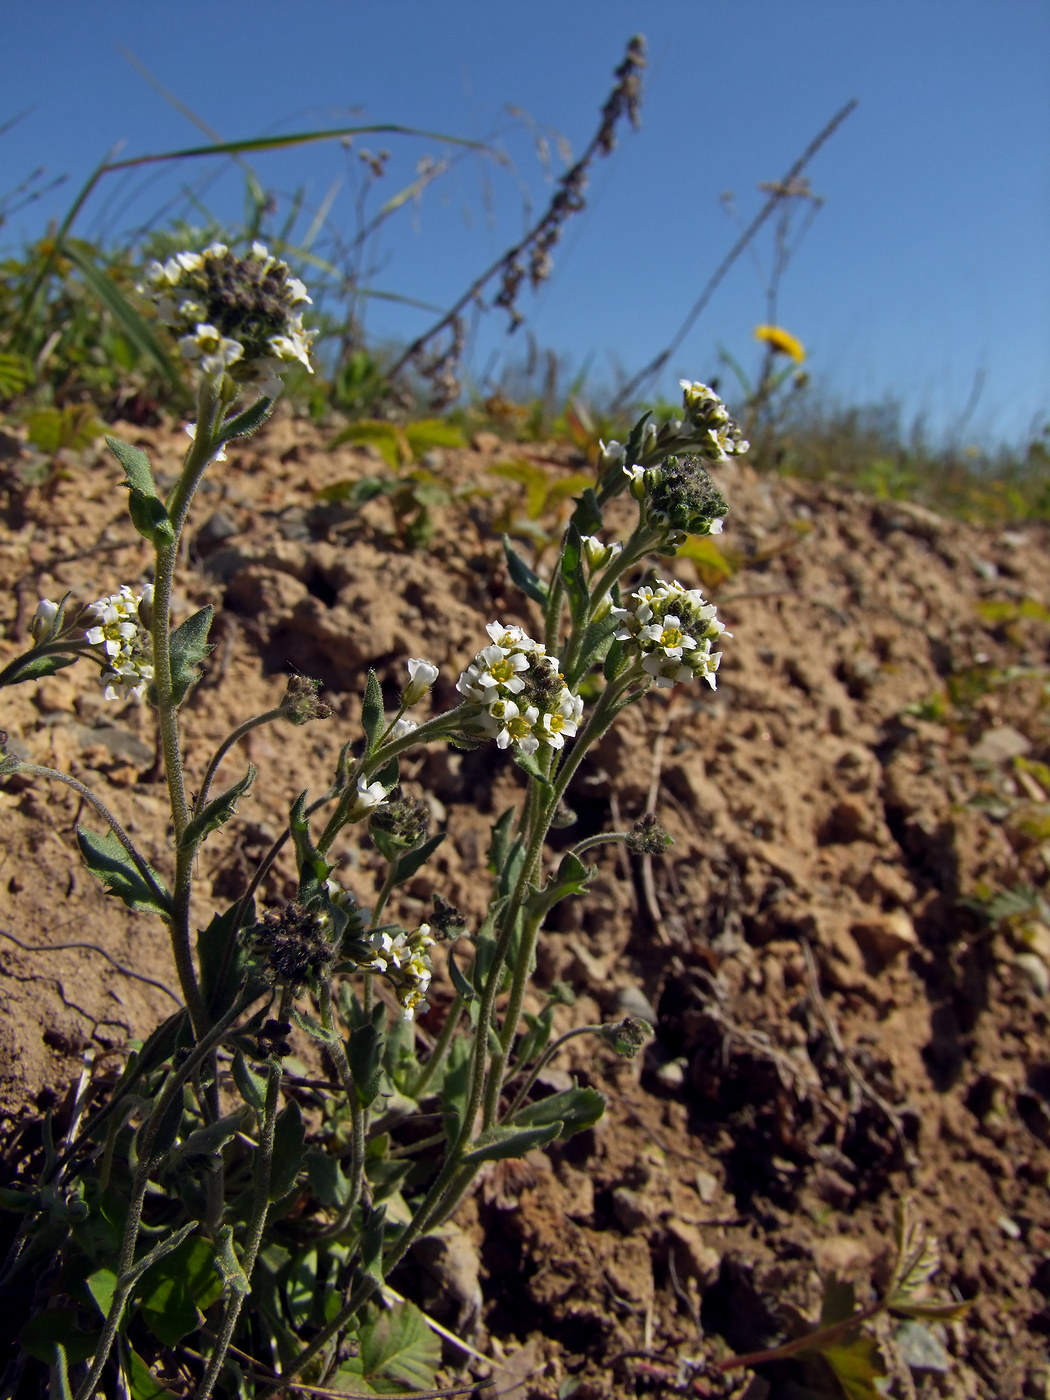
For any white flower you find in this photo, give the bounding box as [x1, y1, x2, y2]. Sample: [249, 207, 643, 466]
[472, 645, 530, 693]
[268, 325, 316, 373]
[356, 778, 387, 810]
[709, 517, 724, 535]
[346, 777, 389, 820]
[642, 653, 694, 688]
[496, 703, 540, 755]
[403, 657, 439, 707]
[178, 322, 245, 377]
[485, 621, 542, 653]
[390, 717, 418, 741]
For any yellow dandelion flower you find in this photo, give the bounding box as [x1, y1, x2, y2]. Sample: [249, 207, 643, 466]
[754, 324, 806, 363]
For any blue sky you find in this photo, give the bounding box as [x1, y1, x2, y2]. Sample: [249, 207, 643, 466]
[3, 1, 1048, 446]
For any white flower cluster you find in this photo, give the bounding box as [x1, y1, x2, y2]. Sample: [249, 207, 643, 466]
[139, 242, 315, 397]
[456, 622, 583, 757]
[612, 579, 729, 689]
[678, 380, 750, 463]
[82, 585, 155, 701]
[363, 923, 435, 1020]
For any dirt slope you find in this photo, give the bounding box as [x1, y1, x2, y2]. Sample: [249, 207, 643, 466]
[2, 413, 1049, 1398]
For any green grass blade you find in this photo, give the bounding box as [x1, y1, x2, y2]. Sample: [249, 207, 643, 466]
[58, 239, 189, 404]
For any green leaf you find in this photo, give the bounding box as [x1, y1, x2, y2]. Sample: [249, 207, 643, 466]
[127, 1347, 177, 1398]
[136, 1235, 223, 1347]
[570, 486, 604, 535]
[180, 764, 257, 853]
[76, 827, 171, 918]
[270, 1100, 306, 1200]
[502, 534, 549, 605]
[232, 1049, 267, 1113]
[327, 419, 407, 469]
[603, 637, 627, 682]
[571, 612, 620, 683]
[172, 1109, 250, 1164]
[463, 1121, 562, 1164]
[360, 1203, 387, 1282]
[198, 905, 244, 1017]
[306, 1149, 351, 1208]
[405, 417, 466, 455]
[212, 1223, 250, 1297]
[489, 458, 554, 519]
[513, 746, 550, 786]
[289, 791, 332, 902]
[167, 605, 214, 706]
[623, 411, 652, 471]
[348, 1023, 384, 1106]
[514, 1004, 554, 1067]
[218, 396, 274, 443]
[19, 1310, 99, 1365]
[147, 1091, 185, 1160]
[525, 851, 595, 921]
[447, 948, 475, 1003]
[510, 1085, 606, 1140]
[315, 475, 392, 506]
[105, 436, 175, 546]
[440, 1037, 471, 1144]
[356, 1300, 441, 1391]
[85, 1266, 119, 1319]
[821, 1330, 890, 1400]
[560, 523, 590, 624]
[392, 832, 445, 885]
[361, 669, 385, 753]
[0, 649, 80, 688]
[28, 404, 105, 453]
[488, 808, 516, 874]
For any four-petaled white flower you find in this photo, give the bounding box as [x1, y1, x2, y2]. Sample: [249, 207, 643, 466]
[390, 717, 418, 741]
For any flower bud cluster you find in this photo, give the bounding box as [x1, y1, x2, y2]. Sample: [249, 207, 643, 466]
[369, 788, 430, 852]
[281, 675, 332, 725]
[612, 579, 729, 689]
[82, 585, 155, 701]
[456, 622, 583, 757]
[678, 380, 750, 462]
[139, 242, 315, 397]
[251, 901, 336, 991]
[624, 455, 728, 538]
[361, 923, 435, 1020]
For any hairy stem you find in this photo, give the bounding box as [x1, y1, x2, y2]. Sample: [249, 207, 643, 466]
[195, 991, 289, 1400]
[194, 705, 284, 815]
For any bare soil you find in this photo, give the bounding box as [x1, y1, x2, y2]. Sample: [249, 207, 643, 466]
[2, 413, 1050, 1399]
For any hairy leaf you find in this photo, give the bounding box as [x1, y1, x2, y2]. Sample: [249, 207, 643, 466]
[180, 764, 256, 853]
[510, 1085, 606, 1139]
[348, 1023, 385, 1106]
[392, 832, 445, 885]
[136, 1235, 223, 1347]
[503, 534, 549, 605]
[463, 1121, 562, 1163]
[167, 605, 214, 706]
[354, 1299, 441, 1391]
[361, 668, 385, 753]
[270, 1100, 306, 1200]
[76, 827, 171, 918]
